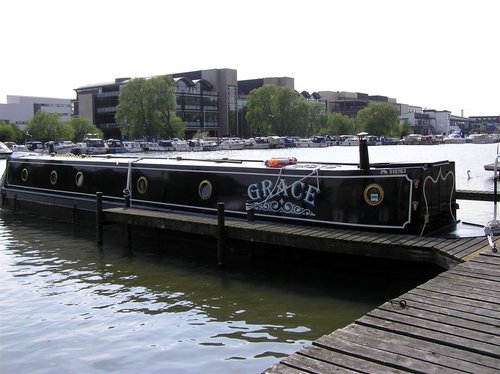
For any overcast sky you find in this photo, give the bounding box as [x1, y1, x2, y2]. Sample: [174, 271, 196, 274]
[2, 0, 498, 116]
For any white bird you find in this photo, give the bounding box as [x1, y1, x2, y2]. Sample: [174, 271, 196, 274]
[467, 170, 471, 180]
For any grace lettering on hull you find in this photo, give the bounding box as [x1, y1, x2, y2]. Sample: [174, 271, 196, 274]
[248, 180, 320, 206]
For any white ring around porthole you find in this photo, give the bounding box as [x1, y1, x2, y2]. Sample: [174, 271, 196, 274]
[198, 180, 213, 200]
[50, 170, 58, 185]
[75, 171, 84, 187]
[21, 168, 28, 182]
[137, 176, 148, 194]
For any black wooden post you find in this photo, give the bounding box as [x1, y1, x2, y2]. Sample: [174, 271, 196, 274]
[96, 192, 103, 245]
[245, 200, 255, 221]
[217, 202, 225, 267]
[123, 188, 132, 238]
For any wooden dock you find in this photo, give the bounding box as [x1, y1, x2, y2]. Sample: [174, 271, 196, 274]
[264, 250, 500, 374]
[102, 207, 492, 269]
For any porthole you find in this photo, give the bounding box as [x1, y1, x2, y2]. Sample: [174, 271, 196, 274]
[198, 180, 213, 200]
[50, 170, 58, 185]
[137, 176, 148, 194]
[21, 168, 28, 182]
[75, 171, 84, 187]
[364, 183, 384, 206]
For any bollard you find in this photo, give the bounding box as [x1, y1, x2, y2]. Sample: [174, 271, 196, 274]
[217, 202, 226, 267]
[96, 192, 103, 245]
[245, 200, 255, 221]
[123, 189, 131, 208]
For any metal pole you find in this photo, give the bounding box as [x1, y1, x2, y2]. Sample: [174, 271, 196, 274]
[96, 192, 103, 245]
[217, 202, 226, 267]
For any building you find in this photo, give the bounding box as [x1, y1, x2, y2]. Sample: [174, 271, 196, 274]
[399, 109, 479, 136]
[72, 67, 494, 139]
[469, 115, 500, 134]
[310, 91, 400, 118]
[73, 69, 295, 139]
[0, 95, 71, 130]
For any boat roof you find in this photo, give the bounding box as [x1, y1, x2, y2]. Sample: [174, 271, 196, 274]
[8, 153, 451, 172]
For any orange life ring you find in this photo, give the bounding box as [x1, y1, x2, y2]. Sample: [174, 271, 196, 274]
[265, 157, 297, 168]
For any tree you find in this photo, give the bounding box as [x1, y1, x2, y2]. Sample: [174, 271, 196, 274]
[245, 85, 275, 135]
[116, 75, 185, 139]
[69, 117, 102, 142]
[355, 103, 400, 136]
[246, 84, 320, 137]
[0, 122, 24, 143]
[26, 112, 73, 142]
[307, 102, 327, 135]
[397, 119, 412, 138]
[320, 113, 356, 135]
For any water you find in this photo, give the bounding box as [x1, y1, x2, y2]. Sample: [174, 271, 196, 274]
[0, 143, 497, 373]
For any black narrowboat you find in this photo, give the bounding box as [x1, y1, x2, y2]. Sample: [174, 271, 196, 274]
[1, 142, 458, 236]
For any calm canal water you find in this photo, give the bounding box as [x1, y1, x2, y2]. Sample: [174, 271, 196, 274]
[0, 143, 497, 373]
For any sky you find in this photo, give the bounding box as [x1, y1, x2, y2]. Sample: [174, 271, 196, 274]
[2, 0, 498, 117]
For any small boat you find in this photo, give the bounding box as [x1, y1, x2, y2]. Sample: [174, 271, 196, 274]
[380, 137, 399, 145]
[26, 141, 46, 153]
[217, 138, 245, 150]
[443, 133, 466, 144]
[81, 137, 108, 155]
[466, 134, 497, 144]
[244, 137, 271, 149]
[122, 141, 143, 153]
[2, 141, 461, 237]
[0, 141, 13, 159]
[106, 139, 127, 154]
[157, 140, 176, 152]
[338, 135, 359, 146]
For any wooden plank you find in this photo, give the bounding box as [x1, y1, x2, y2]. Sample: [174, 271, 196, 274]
[409, 287, 499, 312]
[445, 267, 500, 282]
[311, 333, 468, 373]
[403, 289, 500, 325]
[297, 345, 407, 373]
[316, 328, 497, 374]
[263, 362, 306, 374]
[470, 253, 500, 265]
[356, 314, 500, 358]
[376, 300, 500, 336]
[424, 276, 500, 300]
[277, 351, 362, 373]
[328, 324, 500, 372]
[446, 237, 490, 257]
[366, 307, 500, 347]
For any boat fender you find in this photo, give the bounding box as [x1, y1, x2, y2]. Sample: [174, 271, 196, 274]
[265, 157, 298, 168]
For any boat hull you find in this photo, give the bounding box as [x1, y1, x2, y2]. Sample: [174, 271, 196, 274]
[2, 156, 457, 235]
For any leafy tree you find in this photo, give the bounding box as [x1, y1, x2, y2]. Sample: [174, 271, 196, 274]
[245, 85, 275, 135]
[355, 103, 400, 136]
[69, 117, 102, 142]
[396, 119, 411, 138]
[26, 112, 73, 142]
[246, 84, 320, 137]
[116, 75, 185, 139]
[307, 102, 327, 135]
[320, 113, 355, 135]
[0, 122, 24, 142]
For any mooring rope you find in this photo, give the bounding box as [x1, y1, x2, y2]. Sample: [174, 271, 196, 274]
[124, 157, 144, 207]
